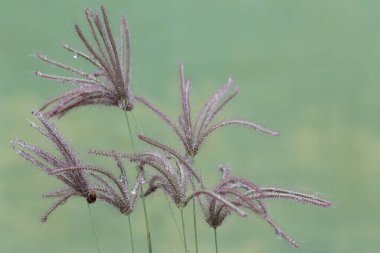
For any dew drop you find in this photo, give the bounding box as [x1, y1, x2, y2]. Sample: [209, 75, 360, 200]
[73, 51, 78, 59]
[131, 189, 136, 195]
[276, 232, 284, 240]
[28, 120, 38, 129]
[119, 175, 126, 184]
[139, 177, 145, 184]
[118, 100, 126, 109]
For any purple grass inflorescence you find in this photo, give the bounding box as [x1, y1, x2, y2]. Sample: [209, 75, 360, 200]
[136, 63, 279, 158]
[34, 6, 134, 118]
[199, 165, 331, 248]
[12, 4, 332, 252]
[11, 111, 96, 222]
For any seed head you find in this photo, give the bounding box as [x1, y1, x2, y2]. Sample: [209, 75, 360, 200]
[11, 111, 95, 222]
[136, 64, 279, 157]
[82, 149, 146, 215]
[199, 165, 332, 248]
[34, 5, 134, 118]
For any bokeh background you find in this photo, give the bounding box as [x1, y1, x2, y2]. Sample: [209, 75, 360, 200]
[1, 0, 380, 252]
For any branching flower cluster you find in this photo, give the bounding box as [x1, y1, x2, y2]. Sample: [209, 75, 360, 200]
[35, 5, 134, 118]
[12, 5, 331, 252]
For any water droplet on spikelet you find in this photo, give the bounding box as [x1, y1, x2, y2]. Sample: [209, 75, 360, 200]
[118, 100, 126, 109]
[131, 189, 136, 195]
[119, 175, 126, 184]
[73, 52, 78, 59]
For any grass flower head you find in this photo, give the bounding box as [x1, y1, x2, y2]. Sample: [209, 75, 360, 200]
[11, 111, 95, 222]
[35, 5, 134, 118]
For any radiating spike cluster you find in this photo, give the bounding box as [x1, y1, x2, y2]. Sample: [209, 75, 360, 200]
[198, 165, 332, 248]
[11, 112, 94, 222]
[136, 63, 279, 158]
[137, 134, 203, 185]
[16, 4, 333, 250]
[34, 6, 134, 118]
[50, 163, 144, 215]
[101, 149, 248, 219]
[85, 149, 146, 215]
[129, 151, 188, 207]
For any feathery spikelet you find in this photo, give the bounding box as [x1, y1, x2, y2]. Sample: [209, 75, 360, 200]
[34, 5, 134, 118]
[199, 165, 332, 248]
[90, 149, 247, 216]
[49, 163, 144, 216]
[11, 111, 95, 222]
[75, 150, 146, 215]
[136, 64, 279, 157]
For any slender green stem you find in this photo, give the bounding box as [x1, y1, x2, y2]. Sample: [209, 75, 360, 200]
[189, 158, 199, 253]
[131, 111, 143, 135]
[123, 110, 153, 253]
[127, 216, 135, 253]
[87, 203, 101, 253]
[180, 208, 188, 253]
[193, 197, 199, 253]
[141, 186, 153, 253]
[214, 228, 219, 253]
[123, 110, 136, 151]
[165, 194, 184, 245]
[121, 110, 138, 253]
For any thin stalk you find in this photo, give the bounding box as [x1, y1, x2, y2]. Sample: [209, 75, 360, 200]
[131, 111, 143, 135]
[214, 228, 219, 253]
[127, 216, 135, 253]
[193, 197, 199, 253]
[87, 203, 101, 253]
[141, 187, 153, 253]
[180, 208, 188, 253]
[189, 158, 199, 253]
[120, 110, 137, 253]
[123, 110, 136, 152]
[165, 194, 184, 245]
[123, 110, 153, 253]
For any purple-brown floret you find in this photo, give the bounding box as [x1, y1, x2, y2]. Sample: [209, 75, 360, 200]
[34, 6, 134, 118]
[11, 111, 95, 222]
[136, 64, 279, 157]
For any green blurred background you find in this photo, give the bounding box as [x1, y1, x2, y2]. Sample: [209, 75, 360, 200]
[1, 0, 379, 252]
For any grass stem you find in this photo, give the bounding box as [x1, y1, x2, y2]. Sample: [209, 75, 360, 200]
[189, 158, 199, 253]
[214, 228, 219, 253]
[193, 197, 199, 253]
[87, 203, 101, 253]
[124, 110, 136, 152]
[127, 216, 135, 253]
[165, 194, 185, 245]
[141, 186, 153, 253]
[180, 208, 188, 253]
[123, 110, 153, 253]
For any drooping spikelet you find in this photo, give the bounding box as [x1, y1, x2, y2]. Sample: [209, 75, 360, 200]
[199, 165, 332, 248]
[49, 153, 144, 216]
[89, 149, 247, 217]
[11, 111, 95, 222]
